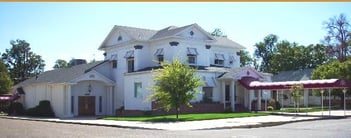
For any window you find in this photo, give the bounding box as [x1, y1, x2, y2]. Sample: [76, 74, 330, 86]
[112, 60, 117, 69]
[157, 56, 164, 64]
[154, 48, 164, 64]
[187, 48, 198, 65]
[188, 56, 197, 64]
[71, 96, 74, 114]
[229, 55, 235, 64]
[190, 31, 194, 36]
[124, 50, 134, 73]
[203, 87, 213, 99]
[214, 53, 225, 66]
[127, 58, 134, 73]
[134, 82, 142, 98]
[118, 36, 122, 41]
[99, 96, 102, 113]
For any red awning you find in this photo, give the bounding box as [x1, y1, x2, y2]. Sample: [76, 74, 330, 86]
[0, 94, 20, 103]
[239, 77, 351, 90]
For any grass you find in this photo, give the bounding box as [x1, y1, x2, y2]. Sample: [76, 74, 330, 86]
[104, 112, 269, 122]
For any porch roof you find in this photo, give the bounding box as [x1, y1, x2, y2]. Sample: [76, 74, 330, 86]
[239, 77, 351, 90]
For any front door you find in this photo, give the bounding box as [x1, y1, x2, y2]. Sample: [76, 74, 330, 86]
[78, 96, 95, 116]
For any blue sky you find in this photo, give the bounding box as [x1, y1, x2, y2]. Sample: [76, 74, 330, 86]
[1, 2, 351, 71]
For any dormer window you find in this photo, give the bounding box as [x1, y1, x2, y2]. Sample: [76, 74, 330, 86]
[118, 36, 122, 41]
[154, 48, 164, 64]
[214, 53, 225, 66]
[187, 48, 198, 65]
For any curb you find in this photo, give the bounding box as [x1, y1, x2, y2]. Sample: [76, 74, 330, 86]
[0, 116, 161, 130]
[199, 116, 349, 130]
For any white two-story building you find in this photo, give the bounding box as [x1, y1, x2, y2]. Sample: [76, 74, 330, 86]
[15, 23, 272, 118]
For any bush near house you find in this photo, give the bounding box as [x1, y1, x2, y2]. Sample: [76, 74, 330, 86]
[0, 102, 10, 114]
[26, 100, 55, 117]
[7, 102, 25, 115]
[251, 99, 281, 111]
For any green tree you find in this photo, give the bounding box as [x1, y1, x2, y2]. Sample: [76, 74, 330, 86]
[323, 13, 351, 62]
[290, 84, 303, 113]
[149, 58, 203, 120]
[269, 41, 330, 74]
[239, 50, 253, 67]
[254, 34, 278, 73]
[311, 59, 351, 107]
[0, 60, 13, 94]
[210, 28, 227, 37]
[1, 39, 45, 84]
[53, 59, 68, 69]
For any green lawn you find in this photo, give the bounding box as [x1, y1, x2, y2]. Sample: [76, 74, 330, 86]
[103, 112, 269, 122]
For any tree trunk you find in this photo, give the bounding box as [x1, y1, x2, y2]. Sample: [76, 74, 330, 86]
[176, 107, 180, 120]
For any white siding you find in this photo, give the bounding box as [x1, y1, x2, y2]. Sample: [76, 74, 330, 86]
[124, 73, 154, 111]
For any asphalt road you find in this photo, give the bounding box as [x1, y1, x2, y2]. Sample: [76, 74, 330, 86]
[1, 118, 350, 138]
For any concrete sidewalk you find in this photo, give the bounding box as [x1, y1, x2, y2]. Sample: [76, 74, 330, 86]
[1, 114, 324, 131]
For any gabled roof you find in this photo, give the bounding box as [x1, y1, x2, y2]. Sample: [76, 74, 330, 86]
[16, 61, 110, 87]
[99, 25, 157, 50]
[117, 25, 157, 41]
[213, 36, 246, 49]
[150, 24, 194, 40]
[272, 69, 314, 82]
[99, 23, 245, 50]
[218, 67, 266, 80]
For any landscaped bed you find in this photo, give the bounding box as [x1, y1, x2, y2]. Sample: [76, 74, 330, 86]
[104, 112, 269, 122]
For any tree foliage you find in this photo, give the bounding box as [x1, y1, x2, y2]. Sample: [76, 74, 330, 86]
[1, 39, 45, 84]
[254, 34, 278, 73]
[290, 84, 303, 112]
[210, 28, 227, 37]
[254, 34, 330, 74]
[0, 60, 13, 94]
[270, 42, 331, 74]
[149, 58, 203, 120]
[53, 59, 68, 69]
[239, 50, 254, 67]
[323, 13, 351, 62]
[311, 59, 351, 107]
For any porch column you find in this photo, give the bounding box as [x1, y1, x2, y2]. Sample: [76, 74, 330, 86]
[222, 81, 226, 110]
[248, 90, 252, 111]
[304, 89, 309, 107]
[231, 80, 235, 112]
[65, 84, 73, 117]
[107, 86, 113, 115]
[281, 90, 284, 109]
[328, 89, 331, 117]
[276, 90, 279, 101]
[257, 90, 262, 110]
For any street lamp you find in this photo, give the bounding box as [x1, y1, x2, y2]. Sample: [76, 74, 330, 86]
[343, 89, 347, 117]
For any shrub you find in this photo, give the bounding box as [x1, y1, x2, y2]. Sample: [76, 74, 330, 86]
[267, 106, 274, 111]
[26, 100, 55, 117]
[268, 99, 281, 110]
[37, 100, 55, 117]
[0, 102, 10, 113]
[8, 102, 25, 115]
